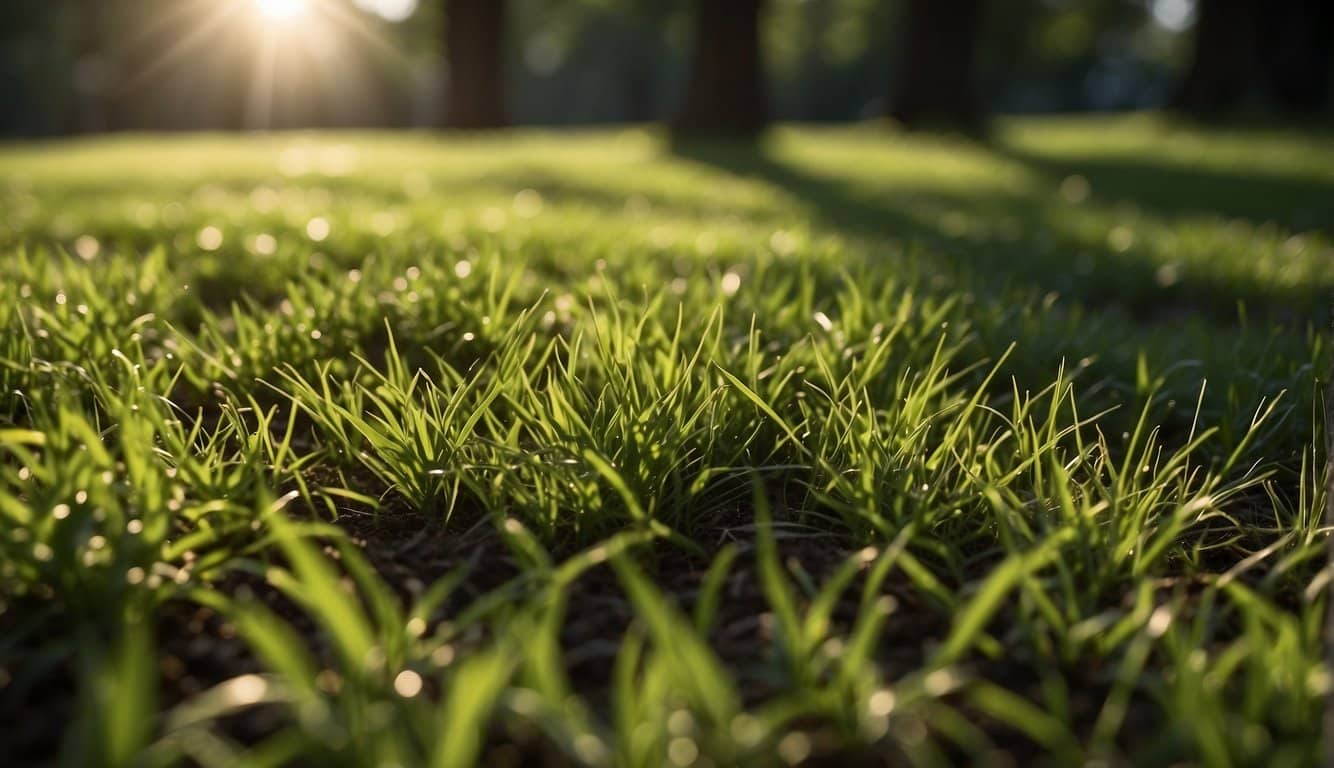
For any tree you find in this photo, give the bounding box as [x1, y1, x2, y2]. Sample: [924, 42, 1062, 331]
[1173, 0, 1333, 116]
[444, 0, 507, 128]
[889, 0, 987, 130]
[672, 0, 767, 137]
[1255, 0, 1333, 113]
[1170, 0, 1258, 115]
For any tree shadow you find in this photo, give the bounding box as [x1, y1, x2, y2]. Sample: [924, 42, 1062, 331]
[666, 133, 1328, 326]
[988, 138, 1334, 235]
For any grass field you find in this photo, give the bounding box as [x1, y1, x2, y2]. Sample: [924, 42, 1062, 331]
[0, 114, 1330, 766]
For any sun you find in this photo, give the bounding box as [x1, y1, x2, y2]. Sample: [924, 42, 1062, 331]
[253, 0, 309, 23]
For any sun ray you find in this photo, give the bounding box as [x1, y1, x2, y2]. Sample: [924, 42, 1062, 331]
[244, 29, 281, 129]
[253, 0, 308, 22]
[115, 1, 241, 97]
[111, 0, 414, 131]
[315, 0, 419, 73]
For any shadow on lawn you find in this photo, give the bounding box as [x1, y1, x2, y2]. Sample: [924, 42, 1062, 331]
[990, 141, 1334, 236]
[666, 134, 1328, 325]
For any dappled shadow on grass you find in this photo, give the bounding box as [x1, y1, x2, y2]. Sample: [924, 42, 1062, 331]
[666, 133, 1329, 326]
[988, 140, 1334, 237]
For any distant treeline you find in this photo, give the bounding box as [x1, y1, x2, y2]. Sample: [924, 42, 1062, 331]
[0, 0, 1330, 136]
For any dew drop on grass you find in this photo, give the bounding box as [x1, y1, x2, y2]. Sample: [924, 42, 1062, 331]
[1107, 225, 1135, 253]
[668, 709, 694, 735]
[769, 229, 797, 255]
[924, 669, 959, 696]
[197, 226, 223, 251]
[509, 688, 541, 715]
[897, 715, 929, 746]
[393, 670, 423, 698]
[777, 732, 811, 765]
[730, 714, 763, 747]
[74, 235, 100, 261]
[1147, 605, 1173, 637]
[513, 188, 543, 219]
[220, 674, 269, 707]
[431, 644, 455, 667]
[1154, 263, 1181, 286]
[306, 217, 331, 242]
[668, 736, 699, 766]
[253, 233, 277, 255]
[316, 669, 342, 693]
[1059, 174, 1090, 203]
[867, 688, 896, 717]
[573, 734, 607, 764]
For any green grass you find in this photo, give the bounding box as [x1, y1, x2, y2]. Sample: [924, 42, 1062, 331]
[0, 113, 1329, 766]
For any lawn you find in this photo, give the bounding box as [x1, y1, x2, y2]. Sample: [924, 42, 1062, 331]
[0, 114, 1330, 766]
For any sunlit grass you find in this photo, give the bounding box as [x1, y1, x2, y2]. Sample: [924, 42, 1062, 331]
[0, 115, 1328, 765]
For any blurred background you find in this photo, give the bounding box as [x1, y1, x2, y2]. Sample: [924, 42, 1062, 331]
[0, 0, 1329, 136]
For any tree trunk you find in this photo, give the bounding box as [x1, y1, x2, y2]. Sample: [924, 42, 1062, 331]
[672, 0, 767, 138]
[1173, 0, 1332, 116]
[1255, 0, 1333, 113]
[444, 0, 506, 129]
[889, 0, 986, 130]
[1171, 0, 1259, 115]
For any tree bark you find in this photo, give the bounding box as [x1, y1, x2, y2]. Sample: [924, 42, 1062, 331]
[1255, 0, 1333, 113]
[672, 0, 767, 138]
[444, 0, 506, 129]
[1173, 0, 1332, 116]
[889, 0, 986, 130]
[1171, 0, 1259, 115]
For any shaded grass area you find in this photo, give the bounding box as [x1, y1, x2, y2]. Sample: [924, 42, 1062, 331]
[0, 114, 1329, 766]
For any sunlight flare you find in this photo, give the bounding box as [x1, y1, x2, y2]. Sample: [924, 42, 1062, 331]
[253, 0, 308, 23]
